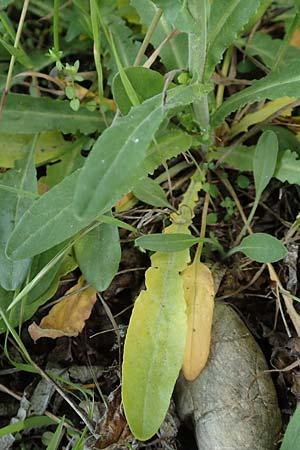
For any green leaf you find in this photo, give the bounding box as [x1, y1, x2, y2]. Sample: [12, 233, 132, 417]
[263, 125, 300, 155]
[232, 233, 287, 263]
[96, 215, 137, 232]
[275, 150, 300, 185]
[0, 138, 37, 290]
[153, 0, 198, 33]
[210, 142, 300, 187]
[0, 37, 33, 68]
[0, 416, 56, 439]
[8, 87, 205, 261]
[237, 32, 300, 69]
[135, 233, 201, 252]
[141, 129, 193, 175]
[209, 145, 255, 171]
[20, 251, 77, 327]
[253, 130, 278, 198]
[74, 221, 121, 292]
[133, 177, 172, 208]
[279, 403, 300, 450]
[103, 14, 141, 82]
[0, 286, 13, 333]
[242, 0, 272, 32]
[74, 84, 207, 219]
[0, 131, 81, 168]
[6, 246, 77, 329]
[45, 416, 65, 450]
[131, 0, 188, 70]
[205, 0, 261, 80]
[6, 170, 90, 260]
[0, 93, 105, 134]
[39, 139, 85, 188]
[212, 61, 300, 127]
[112, 67, 165, 115]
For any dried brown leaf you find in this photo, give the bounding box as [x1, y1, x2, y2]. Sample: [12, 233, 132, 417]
[28, 276, 97, 342]
[182, 261, 215, 381]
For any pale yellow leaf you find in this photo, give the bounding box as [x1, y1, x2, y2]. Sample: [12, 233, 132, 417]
[182, 261, 215, 381]
[290, 28, 300, 48]
[28, 276, 97, 342]
[229, 97, 295, 138]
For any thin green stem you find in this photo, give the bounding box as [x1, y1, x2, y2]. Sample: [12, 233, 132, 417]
[134, 8, 163, 66]
[194, 190, 210, 262]
[0, 0, 30, 113]
[236, 196, 259, 243]
[53, 0, 60, 54]
[216, 46, 233, 107]
[273, 10, 300, 70]
[90, 0, 103, 99]
[188, 0, 210, 130]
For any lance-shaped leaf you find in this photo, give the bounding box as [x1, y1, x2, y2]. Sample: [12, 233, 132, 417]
[205, 0, 261, 80]
[74, 84, 207, 219]
[122, 174, 202, 440]
[112, 67, 165, 115]
[8, 86, 205, 261]
[212, 61, 300, 127]
[133, 177, 172, 208]
[131, 0, 188, 70]
[254, 130, 278, 199]
[0, 93, 105, 134]
[6, 170, 90, 260]
[231, 233, 287, 263]
[0, 139, 37, 290]
[181, 261, 214, 381]
[135, 233, 201, 252]
[74, 221, 121, 292]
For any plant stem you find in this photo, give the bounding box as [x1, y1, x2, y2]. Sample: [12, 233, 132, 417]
[216, 46, 233, 107]
[90, 0, 103, 99]
[194, 190, 210, 262]
[53, 0, 60, 54]
[0, 0, 30, 113]
[134, 8, 163, 66]
[273, 10, 300, 70]
[188, 0, 209, 131]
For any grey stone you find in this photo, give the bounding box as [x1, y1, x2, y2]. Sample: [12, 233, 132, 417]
[175, 303, 281, 450]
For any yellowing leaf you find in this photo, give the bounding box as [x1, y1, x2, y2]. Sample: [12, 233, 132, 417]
[290, 28, 300, 48]
[28, 277, 97, 342]
[122, 174, 202, 441]
[229, 97, 295, 138]
[181, 261, 215, 381]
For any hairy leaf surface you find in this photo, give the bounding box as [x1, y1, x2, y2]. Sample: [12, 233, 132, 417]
[131, 0, 188, 70]
[233, 233, 287, 263]
[74, 84, 206, 219]
[205, 0, 261, 80]
[74, 221, 121, 292]
[1, 93, 105, 134]
[212, 61, 300, 127]
[133, 177, 171, 208]
[6, 170, 89, 260]
[253, 130, 278, 198]
[0, 141, 37, 290]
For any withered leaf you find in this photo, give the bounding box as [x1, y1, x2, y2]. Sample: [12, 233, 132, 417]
[181, 261, 215, 381]
[28, 276, 97, 342]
